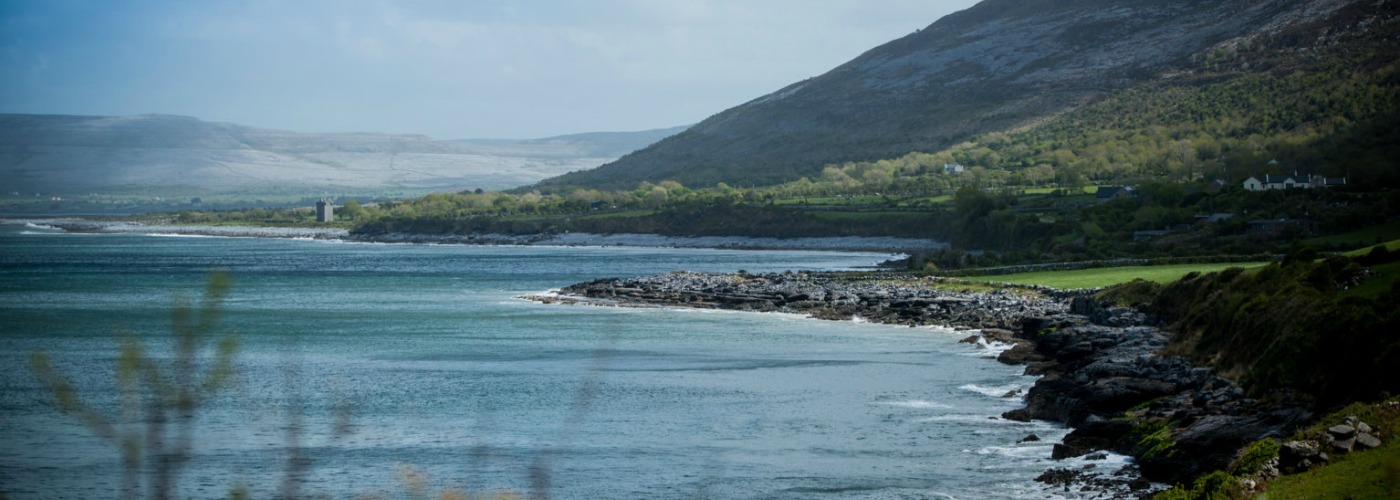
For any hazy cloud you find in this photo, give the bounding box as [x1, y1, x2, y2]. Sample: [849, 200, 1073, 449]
[0, 0, 978, 139]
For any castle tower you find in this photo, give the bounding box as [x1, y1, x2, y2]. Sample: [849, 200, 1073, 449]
[316, 199, 334, 223]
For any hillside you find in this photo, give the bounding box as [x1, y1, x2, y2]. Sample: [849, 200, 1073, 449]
[0, 114, 684, 197]
[538, 0, 1369, 191]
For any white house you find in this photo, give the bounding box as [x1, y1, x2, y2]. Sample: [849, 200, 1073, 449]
[1243, 173, 1347, 191]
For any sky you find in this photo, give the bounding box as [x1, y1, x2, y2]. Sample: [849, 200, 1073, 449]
[1, 0, 979, 140]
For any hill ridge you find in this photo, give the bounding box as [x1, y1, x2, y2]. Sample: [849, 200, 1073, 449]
[539, 0, 1361, 191]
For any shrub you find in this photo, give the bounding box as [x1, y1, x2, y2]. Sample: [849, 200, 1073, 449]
[1230, 438, 1280, 476]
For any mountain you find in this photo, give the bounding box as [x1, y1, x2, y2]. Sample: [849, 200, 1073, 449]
[0, 114, 685, 196]
[539, 0, 1371, 191]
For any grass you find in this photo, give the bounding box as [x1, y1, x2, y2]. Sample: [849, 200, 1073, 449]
[1258, 398, 1400, 500]
[1306, 222, 1400, 249]
[960, 262, 1268, 289]
[578, 209, 656, 220]
[1258, 446, 1400, 499]
[1342, 261, 1400, 299]
[1344, 238, 1400, 257]
[806, 210, 929, 222]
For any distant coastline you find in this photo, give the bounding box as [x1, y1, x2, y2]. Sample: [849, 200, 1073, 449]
[6, 219, 941, 255]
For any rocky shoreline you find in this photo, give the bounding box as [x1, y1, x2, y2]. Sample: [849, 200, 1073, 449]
[525, 270, 1321, 498]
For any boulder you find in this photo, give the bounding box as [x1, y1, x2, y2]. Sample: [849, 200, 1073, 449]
[1327, 424, 1356, 440]
[1354, 433, 1382, 450]
[1002, 408, 1032, 422]
[997, 343, 1036, 365]
[1052, 442, 1091, 460]
[1019, 433, 1041, 443]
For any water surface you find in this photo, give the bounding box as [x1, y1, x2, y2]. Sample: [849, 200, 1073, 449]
[0, 225, 1089, 498]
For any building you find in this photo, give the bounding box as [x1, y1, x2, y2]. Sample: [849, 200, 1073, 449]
[1194, 213, 1236, 224]
[1247, 218, 1319, 236]
[1243, 173, 1347, 191]
[943, 163, 965, 174]
[316, 199, 334, 223]
[1095, 186, 1137, 204]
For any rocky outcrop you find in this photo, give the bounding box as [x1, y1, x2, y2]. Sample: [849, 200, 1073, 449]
[1004, 296, 1314, 485]
[532, 271, 1071, 330]
[1276, 414, 1386, 473]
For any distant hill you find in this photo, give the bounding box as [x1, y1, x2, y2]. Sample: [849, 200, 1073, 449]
[539, 0, 1371, 191]
[0, 113, 685, 196]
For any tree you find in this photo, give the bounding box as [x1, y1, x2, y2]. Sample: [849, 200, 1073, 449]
[340, 200, 368, 221]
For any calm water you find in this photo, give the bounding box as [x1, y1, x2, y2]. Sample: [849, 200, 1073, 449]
[0, 225, 1098, 499]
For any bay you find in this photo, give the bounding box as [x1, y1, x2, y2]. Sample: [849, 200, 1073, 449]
[0, 225, 1089, 498]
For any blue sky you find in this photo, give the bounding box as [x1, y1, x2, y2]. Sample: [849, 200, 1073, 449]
[1, 0, 978, 139]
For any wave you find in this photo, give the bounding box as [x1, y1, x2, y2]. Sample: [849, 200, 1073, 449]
[915, 414, 1036, 425]
[871, 400, 953, 410]
[975, 444, 1057, 460]
[959, 383, 1025, 399]
[144, 233, 217, 238]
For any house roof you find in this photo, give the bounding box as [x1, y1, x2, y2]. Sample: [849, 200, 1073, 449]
[1261, 174, 1309, 184]
[1095, 186, 1134, 199]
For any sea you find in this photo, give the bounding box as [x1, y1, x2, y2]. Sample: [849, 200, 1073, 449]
[0, 224, 1114, 499]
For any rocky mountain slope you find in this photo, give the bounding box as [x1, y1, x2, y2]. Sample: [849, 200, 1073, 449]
[539, 0, 1365, 190]
[0, 114, 684, 195]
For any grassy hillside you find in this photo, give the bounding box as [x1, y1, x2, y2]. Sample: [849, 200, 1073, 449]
[536, 0, 1399, 191]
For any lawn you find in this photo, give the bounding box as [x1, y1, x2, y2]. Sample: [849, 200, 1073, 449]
[960, 262, 1268, 289]
[1344, 238, 1400, 257]
[1343, 261, 1400, 299]
[1258, 398, 1400, 500]
[578, 209, 655, 220]
[806, 210, 928, 222]
[1306, 222, 1400, 250]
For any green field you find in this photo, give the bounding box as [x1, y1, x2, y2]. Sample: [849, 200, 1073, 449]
[1345, 239, 1400, 257]
[806, 210, 928, 222]
[1306, 223, 1400, 249]
[578, 209, 656, 220]
[961, 262, 1268, 289]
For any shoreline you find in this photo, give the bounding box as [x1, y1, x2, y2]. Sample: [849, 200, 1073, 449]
[524, 270, 1316, 498]
[9, 219, 941, 255]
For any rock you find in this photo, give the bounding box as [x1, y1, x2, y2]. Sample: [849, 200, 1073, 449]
[1002, 408, 1032, 422]
[1003, 389, 1023, 398]
[980, 328, 1018, 343]
[958, 335, 981, 344]
[1053, 443, 1091, 460]
[1279, 440, 1322, 473]
[1356, 422, 1373, 434]
[1328, 424, 1356, 440]
[1020, 433, 1041, 443]
[997, 342, 1036, 365]
[1281, 440, 1320, 459]
[1332, 437, 1355, 453]
[1061, 420, 1134, 454]
[1070, 296, 1099, 315]
[1085, 452, 1109, 460]
[1355, 433, 1382, 450]
[1035, 467, 1081, 486]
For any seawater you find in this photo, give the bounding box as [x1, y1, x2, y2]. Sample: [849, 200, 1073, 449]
[0, 225, 1087, 499]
